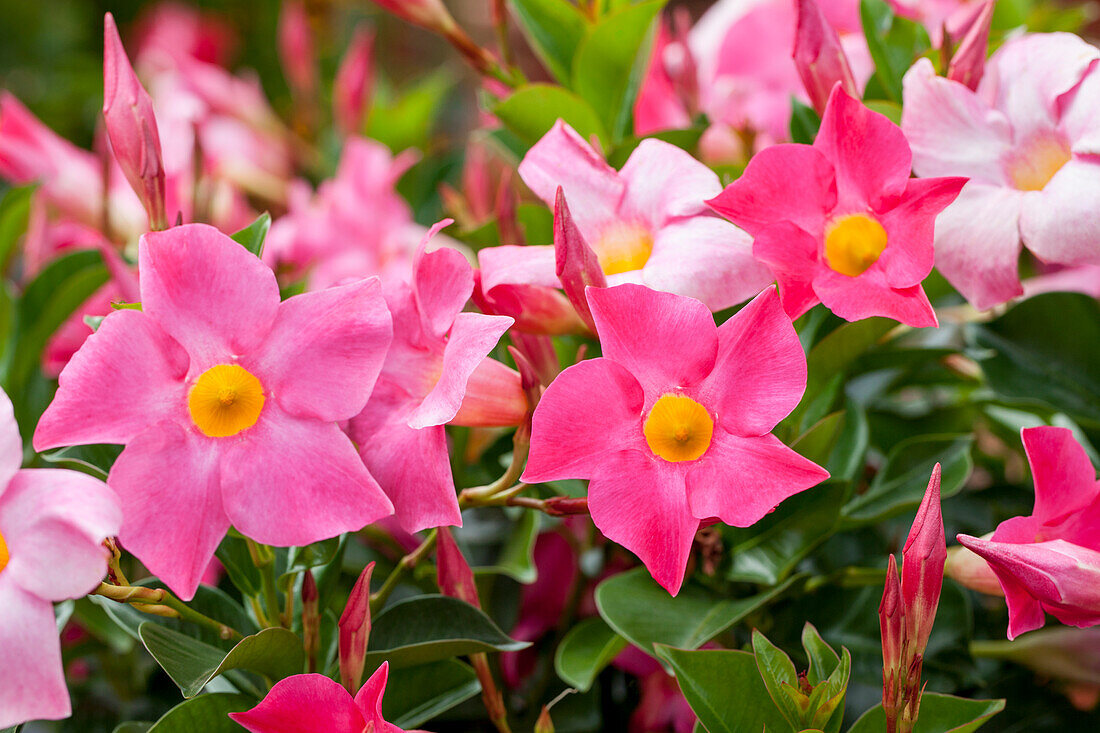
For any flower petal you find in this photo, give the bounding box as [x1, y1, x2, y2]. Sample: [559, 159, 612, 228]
[812, 266, 937, 328]
[354, 662, 404, 732]
[1022, 426, 1100, 526]
[877, 176, 967, 289]
[618, 138, 722, 223]
[414, 241, 474, 340]
[230, 673, 366, 733]
[1019, 158, 1100, 267]
[0, 388, 22, 491]
[0, 580, 71, 727]
[478, 245, 560, 293]
[751, 222, 821, 319]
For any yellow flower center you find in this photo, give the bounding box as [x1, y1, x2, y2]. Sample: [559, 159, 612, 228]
[824, 214, 888, 277]
[1009, 136, 1071, 191]
[188, 363, 266, 438]
[0, 530, 8, 575]
[595, 221, 654, 276]
[643, 393, 714, 463]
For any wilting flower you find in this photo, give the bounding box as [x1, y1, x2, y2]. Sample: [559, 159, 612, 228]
[0, 387, 121, 727]
[902, 33, 1100, 309]
[523, 284, 828, 594]
[349, 222, 524, 533]
[958, 426, 1100, 639]
[230, 664, 420, 733]
[709, 85, 966, 327]
[34, 224, 394, 600]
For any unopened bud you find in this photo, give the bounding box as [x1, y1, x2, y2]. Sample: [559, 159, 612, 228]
[277, 1, 317, 100]
[338, 562, 374, 693]
[535, 706, 555, 733]
[793, 0, 858, 113]
[437, 527, 481, 608]
[946, 0, 993, 90]
[901, 463, 946, 658]
[945, 539, 1003, 596]
[334, 28, 375, 136]
[301, 569, 320, 673]
[554, 187, 607, 333]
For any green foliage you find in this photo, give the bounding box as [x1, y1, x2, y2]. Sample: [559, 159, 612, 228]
[230, 212, 271, 258]
[494, 84, 609, 149]
[145, 693, 255, 733]
[508, 0, 591, 85]
[847, 693, 1005, 733]
[554, 616, 628, 691]
[859, 0, 932, 103]
[383, 660, 483, 728]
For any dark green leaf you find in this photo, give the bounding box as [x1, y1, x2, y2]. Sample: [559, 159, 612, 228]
[0, 184, 35, 273]
[801, 623, 840, 686]
[474, 508, 539, 583]
[508, 0, 591, 84]
[367, 71, 454, 152]
[859, 0, 931, 103]
[847, 692, 1004, 733]
[554, 616, 629, 692]
[494, 84, 609, 149]
[145, 693, 255, 733]
[383, 659, 483, 728]
[752, 630, 802, 728]
[230, 213, 270, 257]
[789, 98, 821, 144]
[278, 536, 342, 592]
[216, 534, 263, 597]
[112, 724, 152, 733]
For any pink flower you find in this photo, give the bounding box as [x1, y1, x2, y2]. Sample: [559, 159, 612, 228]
[522, 284, 828, 594]
[277, 0, 317, 100]
[901, 33, 1100, 309]
[708, 85, 966, 327]
[33, 223, 394, 600]
[133, 2, 237, 67]
[348, 223, 524, 533]
[634, 20, 694, 136]
[957, 426, 1100, 639]
[230, 664, 419, 733]
[481, 120, 770, 317]
[0, 387, 121, 727]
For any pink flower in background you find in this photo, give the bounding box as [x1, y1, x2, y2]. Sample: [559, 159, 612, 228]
[889, 0, 981, 44]
[349, 222, 524, 533]
[902, 33, 1100, 309]
[334, 28, 375, 137]
[34, 224, 394, 600]
[958, 426, 1100, 639]
[523, 284, 828, 594]
[0, 387, 121, 727]
[709, 86, 966, 327]
[134, 1, 237, 67]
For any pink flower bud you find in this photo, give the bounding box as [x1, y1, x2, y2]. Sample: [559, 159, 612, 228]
[103, 13, 167, 231]
[370, 0, 458, 36]
[301, 569, 320, 673]
[450, 356, 527, 428]
[277, 1, 317, 100]
[901, 463, 946, 657]
[793, 0, 858, 114]
[880, 554, 905, 678]
[554, 187, 607, 332]
[946, 537, 1004, 597]
[946, 0, 994, 91]
[333, 28, 375, 137]
[473, 271, 588, 336]
[437, 528, 481, 608]
[338, 561, 375, 693]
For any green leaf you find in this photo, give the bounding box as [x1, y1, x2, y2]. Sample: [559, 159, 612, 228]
[752, 630, 802, 728]
[383, 659, 483, 728]
[655, 646, 791, 733]
[230, 212, 271, 258]
[859, 0, 931, 103]
[801, 623, 840, 686]
[789, 98, 821, 145]
[0, 184, 35, 273]
[596, 567, 800, 660]
[278, 536, 342, 592]
[509, 0, 591, 84]
[572, 0, 667, 141]
[146, 693, 255, 733]
[40, 443, 122, 480]
[970, 293, 1100, 425]
[365, 595, 529, 669]
[847, 692, 1004, 733]
[554, 616, 629, 692]
[112, 724, 153, 733]
[216, 534, 262, 597]
[494, 84, 609, 149]
[842, 434, 972, 525]
[474, 508, 539, 583]
[367, 71, 454, 152]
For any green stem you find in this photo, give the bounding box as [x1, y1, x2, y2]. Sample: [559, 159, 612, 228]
[369, 530, 438, 614]
[94, 582, 243, 641]
[246, 538, 283, 628]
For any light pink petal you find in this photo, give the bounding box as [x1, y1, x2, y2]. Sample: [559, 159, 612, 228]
[517, 120, 623, 235]
[696, 287, 806, 436]
[354, 662, 404, 732]
[109, 422, 229, 601]
[221, 407, 393, 547]
[33, 309, 188, 451]
[244, 277, 392, 423]
[642, 216, 772, 312]
[351, 384, 461, 534]
[230, 673, 366, 733]
[1060, 62, 1100, 155]
[139, 223, 280, 374]
[586, 284, 718, 400]
[1019, 158, 1100, 267]
[618, 139, 722, 223]
[877, 176, 967, 289]
[706, 144, 835, 237]
[687, 430, 828, 526]
[414, 239, 474, 340]
[0, 581, 71, 727]
[408, 313, 514, 429]
[932, 182, 1025, 310]
[901, 58, 1013, 184]
[1022, 264, 1100, 299]
[813, 266, 937, 328]
[588, 450, 699, 595]
[751, 223, 821, 319]
[522, 358, 645, 483]
[1022, 426, 1100, 525]
[478, 245, 560, 292]
[1, 469, 119, 600]
[0, 388, 22, 490]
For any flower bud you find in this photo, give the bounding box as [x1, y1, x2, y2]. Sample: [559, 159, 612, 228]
[333, 28, 375, 137]
[554, 187, 607, 333]
[338, 561, 374, 693]
[901, 463, 946, 657]
[370, 0, 458, 35]
[277, 1, 317, 100]
[301, 569, 320, 673]
[473, 270, 588, 336]
[793, 0, 858, 114]
[437, 527, 481, 608]
[535, 706, 555, 733]
[880, 553, 905, 722]
[946, 0, 994, 91]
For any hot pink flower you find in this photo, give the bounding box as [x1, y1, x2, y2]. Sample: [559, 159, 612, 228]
[709, 85, 966, 327]
[33, 223, 394, 600]
[481, 120, 770, 317]
[902, 33, 1100, 309]
[0, 388, 121, 727]
[958, 426, 1100, 639]
[522, 284, 828, 594]
[230, 664, 420, 733]
[348, 223, 524, 533]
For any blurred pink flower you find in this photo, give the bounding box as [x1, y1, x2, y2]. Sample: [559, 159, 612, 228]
[133, 1, 237, 67]
[277, 1, 317, 100]
[334, 28, 376, 137]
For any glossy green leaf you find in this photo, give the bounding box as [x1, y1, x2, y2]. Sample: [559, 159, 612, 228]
[230, 212, 271, 258]
[278, 535, 342, 591]
[847, 692, 1004, 733]
[0, 184, 34, 273]
[383, 659, 483, 728]
[554, 616, 629, 692]
[216, 534, 262, 597]
[789, 98, 821, 144]
[367, 70, 454, 152]
[146, 693, 255, 733]
[752, 630, 802, 728]
[801, 623, 840, 686]
[509, 0, 590, 84]
[859, 0, 931, 103]
[494, 84, 608, 149]
[112, 724, 152, 733]
[474, 508, 539, 583]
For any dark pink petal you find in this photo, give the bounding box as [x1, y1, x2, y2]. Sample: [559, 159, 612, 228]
[618, 138, 722, 223]
[586, 284, 718, 400]
[555, 187, 607, 332]
[1020, 159, 1100, 267]
[588, 450, 699, 596]
[686, 431, 828, 526]
[0, 389, 22, 488]
[244, 277, 392, 423]
[696, 287, 806, 436]
[522, 358, 645, 483]
[221, 407, 394, 547]
[877, 176, 967, 289]
[139, 224, 280, 374]
[414, 233, 474, 340]
[812, 266, 937, 328]
[354, 662, 405, 732]
[109, 422, 229, 601]
[751, 223, 821, 319]
[0, 581, 71, 727]
[230, 673, 367, 733]
[33, 309, 188, 451]
[1022, 426, 1100, 526]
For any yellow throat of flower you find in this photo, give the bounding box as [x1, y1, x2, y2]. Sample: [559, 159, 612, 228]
[824, 213, 888, 278]
[595, 222, 654, 276]
[1009, 136, 1071, 192]
[643, 393, 714, 462]
[0, 530, 9, 574]
[188, 363, 266, 438]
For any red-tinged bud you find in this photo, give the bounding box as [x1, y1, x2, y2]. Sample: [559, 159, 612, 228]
[278, 1, 317, 100]
[554, 187, 607, 332]
[508, 332, 561, 387]
[901, 463, 946, 659]
[507, 345, 544, 412]
[496, 168, 523, 247]
[946, 0, 993, 91]
[535, 706, 555, 733]
[474, 274, 588, 336]
[437, 527, 481, 608]
[103, 13, 167, 231]
[334, 28, 375, 136]
[542, 496, 590, 517]
[370, 0, 458, 35]
[451, 357, 527, 427]
[793, 0, 858, 114]
[880, 554, 904, 733]
[338, 561, 374, 693]
[945, 538, 1004, 597]
[301, 569, 320, 673]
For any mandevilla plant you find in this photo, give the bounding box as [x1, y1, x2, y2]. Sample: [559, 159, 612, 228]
[2, 0, 1100, 731]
